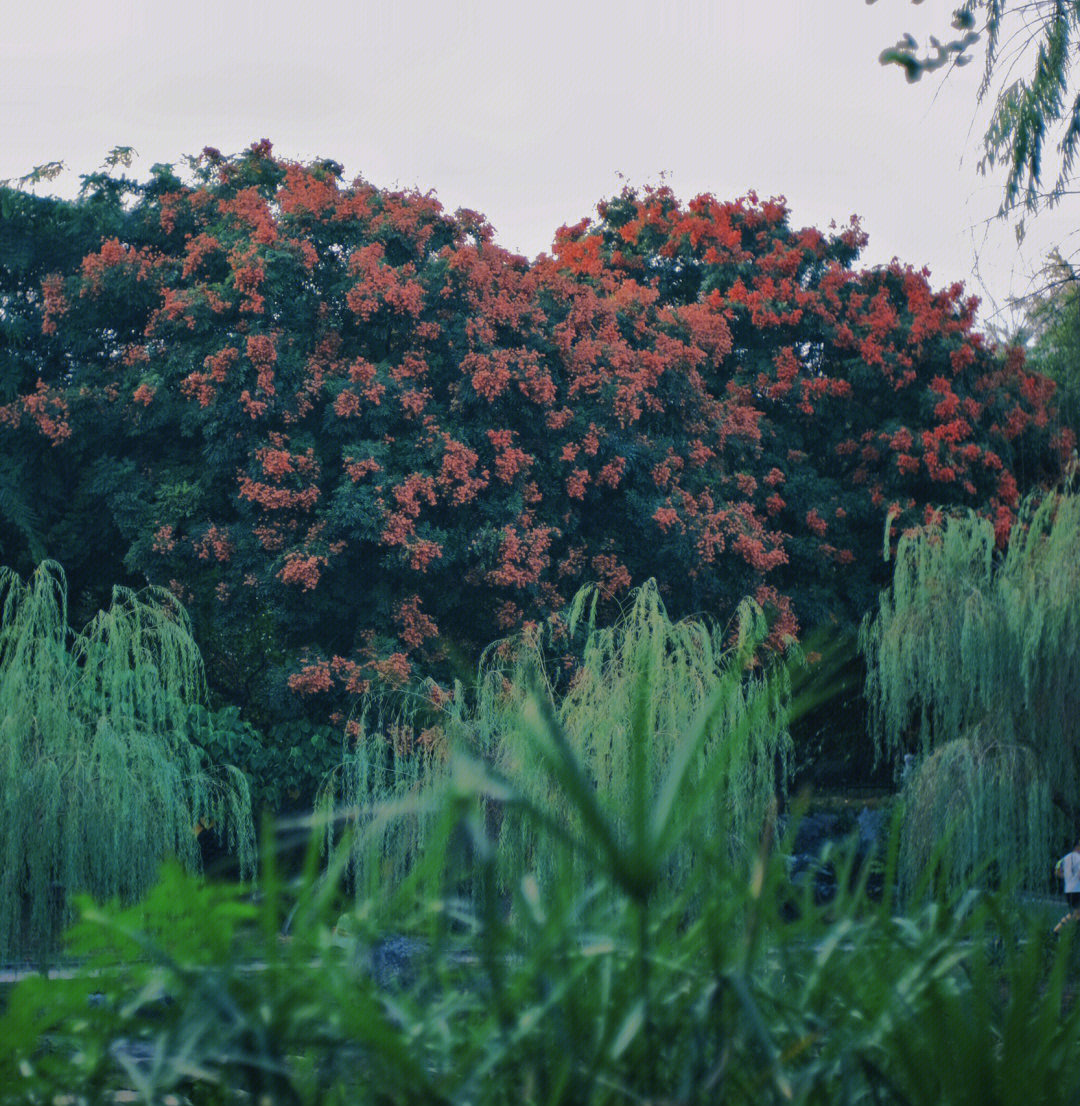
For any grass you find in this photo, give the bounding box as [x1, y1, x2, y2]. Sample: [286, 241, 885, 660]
[4, 583, 1080, 1102]
[3, 807, 1079, 1104]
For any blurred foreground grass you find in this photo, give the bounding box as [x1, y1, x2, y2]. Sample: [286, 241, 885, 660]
[4, 777, 1080, 1103]
[4, 585, 1080, 1103]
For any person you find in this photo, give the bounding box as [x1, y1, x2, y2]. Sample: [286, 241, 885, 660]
[1053, 838, 1080, 934]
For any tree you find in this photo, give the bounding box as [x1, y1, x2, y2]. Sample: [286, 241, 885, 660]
[0, 144, 1069, 732]
[0, 561, 254, 957]
[0, 183, 140, 597]
[319, 579, 792, 906]
[860, 488, 1080, 894]
[874, 1, 1080, 216]
[1010, 250, 1080, 434]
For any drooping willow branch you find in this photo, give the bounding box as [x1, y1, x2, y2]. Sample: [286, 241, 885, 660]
[0, 561, 255, 958]
[861, 489, 1080, 893]
[320, 579, 792, 905]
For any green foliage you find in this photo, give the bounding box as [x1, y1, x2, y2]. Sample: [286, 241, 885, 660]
[4, 651, 1080, 1102]
[2, 144, 1068, 739]
[874, 1, 1080, 216]
[321, 580, 793, 908]
[897, 729, 1050, 898]
[0, 856, 411, 1105]
[0, 452, 44, 566]
[479, 580, 792, 894]
[1014, 251, 1080, 435]
[188, 704, 342, 817]
[861, 488, 1080, 893]
[0, 561, 255, 958]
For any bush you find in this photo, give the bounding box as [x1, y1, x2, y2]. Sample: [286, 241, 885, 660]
[3, 762, 1079, 1102]
[189, 704, 342, 818]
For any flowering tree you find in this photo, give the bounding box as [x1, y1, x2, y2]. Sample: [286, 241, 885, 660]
[0, 143, 1069, 724]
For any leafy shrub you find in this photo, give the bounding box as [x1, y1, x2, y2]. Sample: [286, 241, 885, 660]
[188, 704, 342, 818]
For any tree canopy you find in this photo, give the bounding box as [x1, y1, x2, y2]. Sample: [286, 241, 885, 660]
[1009, 250, 1080, 434]
[0, 142, 1069, 728]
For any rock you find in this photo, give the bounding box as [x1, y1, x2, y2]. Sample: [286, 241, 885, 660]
[786, 852, 838, 904]
[369, 935, 428, 988]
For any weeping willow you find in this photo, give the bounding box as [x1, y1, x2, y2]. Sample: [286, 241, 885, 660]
[324, 579, 792, 904]
[860, 489, 1080, 893]
[316, 709, 443, 902]
[0, 562, 255, 958]
[897, 728, 1050, 899]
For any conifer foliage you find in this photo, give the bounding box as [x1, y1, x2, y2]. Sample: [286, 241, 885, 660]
[0, 561, 254, 957]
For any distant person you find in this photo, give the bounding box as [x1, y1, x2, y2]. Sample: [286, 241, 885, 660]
[1053, 838, 1080, 934]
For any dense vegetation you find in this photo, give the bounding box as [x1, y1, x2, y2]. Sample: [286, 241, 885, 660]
[0, 561, 255, 958]
[0, 143, 1070, 744]
[1015, 250, 1080, 435]
[317, 580, 792, 906]
[4, 585, 1080, 1104]
[3, 142, 1080, 1100]
[863, 488, 1080, 897]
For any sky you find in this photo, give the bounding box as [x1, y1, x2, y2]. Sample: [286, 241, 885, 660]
[4, 0, 1077, 332]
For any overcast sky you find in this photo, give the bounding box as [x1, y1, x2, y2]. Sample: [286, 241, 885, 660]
[4, 1, 1077, 331]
